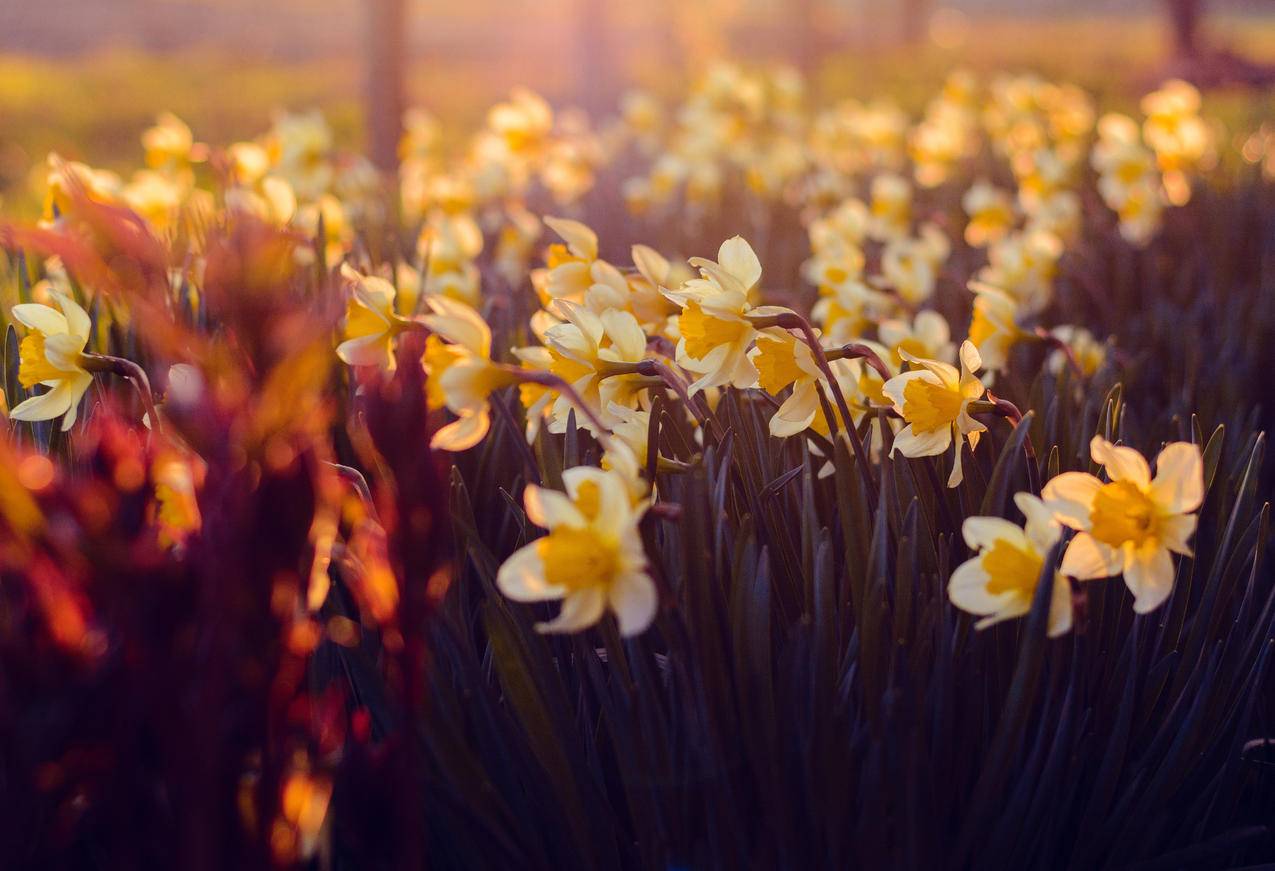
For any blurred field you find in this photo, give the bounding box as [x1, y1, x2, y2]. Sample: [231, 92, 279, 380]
[1, 12, 1274, 212]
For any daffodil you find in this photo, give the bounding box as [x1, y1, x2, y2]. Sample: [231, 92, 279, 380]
[532, 217, 628, 311]
[967, 282, 1025, 374]
[1047, 326, 1106, 378]
[882, 340, 987, 487]
[497, 465, 655, 635]
[749, 325, 827, 438]
[878, 310, 954, 368]
[962, 181, 1015, 247]
[867, 173, 912, 240]
[9, 294, 95, 431]
[949, 492, 1072, 636]
[1042, 437, 1203, 614]
[538, 301, 648, 435]
[421, 296, 515, 451]
[336, 265, 413, 372]
[665, 236, 784, 393]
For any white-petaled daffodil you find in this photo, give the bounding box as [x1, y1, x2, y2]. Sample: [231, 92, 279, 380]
[882, 340, 987, 487]
[497, 465, 655, 636]
[9, 293, 95, 431]
[421, 295, 515, 451]
[949, 492, 1072, 636]
[1042, 436, 1203, 614]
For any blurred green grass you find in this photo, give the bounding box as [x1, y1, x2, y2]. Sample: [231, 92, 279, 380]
[1, 13, 1273, 213]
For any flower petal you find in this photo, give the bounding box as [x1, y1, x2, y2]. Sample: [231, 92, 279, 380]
[1090, 436, 1151, 487]
[1125, 547, 1176, 614]
[496, 541, 562, 602]
[10, 303, 68, 336]
[1060, 532, 1122, 580]
[429, 407, 490, 451]
[1150, 441, 1204, 514]
[536, 587, 607, 634]
[1042, 471, 1102, 529]
[608, 572, 658, 636]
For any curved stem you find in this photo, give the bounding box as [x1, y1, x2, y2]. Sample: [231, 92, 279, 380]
[827, 343, 893, 382]
[505, 367, 615, 452]
[751, 311, 878, 504]
[82, 353, 161, 435]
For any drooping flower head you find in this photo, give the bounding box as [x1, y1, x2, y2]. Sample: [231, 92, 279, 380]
[9, 294, 95, 431]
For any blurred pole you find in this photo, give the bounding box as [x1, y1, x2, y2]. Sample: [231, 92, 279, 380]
[793, 0, 819, 78]
[367, 0, 406, 175]
[1165, 0, 1204, 59]
[900, 0, 929, 45]
[575, 0, 612, 115]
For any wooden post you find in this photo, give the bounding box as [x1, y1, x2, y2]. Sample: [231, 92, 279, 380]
[1166, 0, 1204, 59]
[575, 0, 611, 115]
[366, 0, 406, 175]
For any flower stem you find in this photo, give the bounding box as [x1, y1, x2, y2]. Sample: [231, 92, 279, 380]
[754, 311, 878, 504]
[82, 353, 161, 435]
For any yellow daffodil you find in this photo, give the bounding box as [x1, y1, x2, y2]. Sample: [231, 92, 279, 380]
[949, 492, 1072, 636]
[9, 294, 95, 431]
[878, 310, 954, 368]
[539, 301, 648, 435]
[1043, 437, 1203, 614]
[497, 465, 655, 636]
[882, 340, 987, 487]
[422, 296, 515, 451]
[269, 110, 334, 202]
[336, 265, 412, 371]
[962, 181, 1016, 247]
[142, 113, 206, 173]
[867, 173, 912, 240]
[748, 326, 826, 438]
[1047, 326, 1106, 378]
[665, 236, 784, 393]
[967, 282, 1025, 374]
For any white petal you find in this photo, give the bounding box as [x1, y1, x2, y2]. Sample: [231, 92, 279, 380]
[962, 516, 1029, 552]
[54, 293, 92, 343]
[424, 295, 491, 356]
[600, 309, 648, 362]
[535, 587, 607, 634]
[1150, 442, 1204, 514]
[9, 378, 80, 425]
[496, 542, 563, 602]
[42, 331, 86, 371]
[523, 485, 584, 530]
[608, 572, 658, 636]
[1159, 512, 1197, 556]
[1042, 471, 1102, 529]
[632, 244, 669, 285]
[1090, 436, 1151, 487]
[948, 557, 1007, 615]
[10, 303, 68, 336]
[337, 333, 392, 368]
[429, 407, 490, 451]
[717, 235, 762, 290]
[1014, 492, 1062, 552]
[1046, 572, 1074, 637]
[1125, 547, 1176, 614]
[890, 424, 952, 459]
[545, 216, 598, 260]
[1060, 532, 1122, 580]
